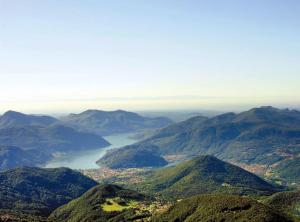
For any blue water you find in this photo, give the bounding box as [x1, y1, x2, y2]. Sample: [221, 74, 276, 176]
[45, 133, 137, 169]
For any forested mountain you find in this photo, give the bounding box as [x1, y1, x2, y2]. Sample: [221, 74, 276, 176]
[134, 155, 278, 199]
[0, 107, 299, 221]
[0, 124, 110, 153]
[60, 109, 173, 136]
[97, 144, 168, 168]
[99, 106, 300, 168]
[0, 167, 97, 216]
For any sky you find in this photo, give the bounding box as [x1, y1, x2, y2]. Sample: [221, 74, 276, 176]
[0, 0, 299, 113]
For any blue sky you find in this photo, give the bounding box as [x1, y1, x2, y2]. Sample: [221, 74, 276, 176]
[0, 0, 299, 113]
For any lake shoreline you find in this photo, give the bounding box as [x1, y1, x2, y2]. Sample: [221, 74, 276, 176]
[44, 133, 138, 170]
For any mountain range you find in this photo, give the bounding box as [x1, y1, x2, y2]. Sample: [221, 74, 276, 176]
[0, 107, 299, 221]
[0, 124, 110, 170]
[0, 111, 58, 129]
[60, 109, 173, 136]
[0, 109, 172, 170]
[99, 106, 300, 170]
[0, 162, 296, 221]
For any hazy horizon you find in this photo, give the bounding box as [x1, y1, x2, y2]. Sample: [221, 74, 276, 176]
[1, 0, 299, 113]
[1, 103, 300, 117]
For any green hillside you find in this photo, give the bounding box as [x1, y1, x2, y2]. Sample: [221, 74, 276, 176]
[0, 167, 97, 216]
[97, 144, 168, 168]
[99, 106, 300, 172]
[49, 184, 152, 222]
[264, 191, 300, 221]
[151, 193, 291, 222]
[136, 155, 279, 199]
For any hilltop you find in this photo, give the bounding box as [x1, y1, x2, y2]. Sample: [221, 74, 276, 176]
[97, 144, 168, 168]
[0, 110, 58, 128]
[49, 184, 152, 222]
[135, 155, 279, 199]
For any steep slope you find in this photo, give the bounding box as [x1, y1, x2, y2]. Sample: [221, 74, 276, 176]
[49, 184, 151, 222]
[0, 167, 98, 216]
[60, 109, 173, 136]
[99, 106, 300, 168]
[0, 110, 58, 128]
[0, 146, 49, 170]
[137, 156, 278, 199]
[0, 124, 110, 153]
[152, 194, 291, 222]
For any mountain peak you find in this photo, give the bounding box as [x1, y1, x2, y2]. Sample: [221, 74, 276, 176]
[140, 155, 277, 198]
[192, 154, 219, 163]
[0, 110, 58, 129]
[249, 106, 279, 113]
[61, 109, 173, 136]
[258, 105, 277, 110]
[2, 110, 26, 118]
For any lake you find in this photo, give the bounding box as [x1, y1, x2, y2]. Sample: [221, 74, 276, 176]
[45, 133, 137, 169]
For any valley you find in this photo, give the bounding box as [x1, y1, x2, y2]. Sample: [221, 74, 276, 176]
[2, 2, 300, 221]
[0, 109, 171, 170]
[0, 107, 299, 221]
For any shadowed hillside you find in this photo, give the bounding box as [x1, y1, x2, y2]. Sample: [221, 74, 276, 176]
[0, 111, 58, 128]
[0, 146, 49, 170]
